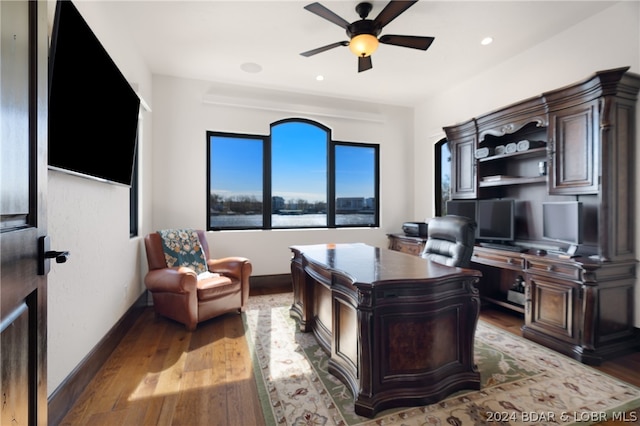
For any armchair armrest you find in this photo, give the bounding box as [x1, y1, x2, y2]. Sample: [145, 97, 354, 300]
[144, 267, 198, 294]
[208, 257, 252, 311]
[207, 257, 252, 280]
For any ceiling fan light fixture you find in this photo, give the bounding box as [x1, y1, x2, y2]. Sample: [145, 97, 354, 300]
[349, 33, 379, 57]
[301, 1, 433, 71]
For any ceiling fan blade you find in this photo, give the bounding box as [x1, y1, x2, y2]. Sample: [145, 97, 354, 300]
[304, 2, 350, 30]
[300, 41, 349, 57]
[379, 34, 434, 50]
[373, 0, 418, 29]
[358, 55, 373, 73]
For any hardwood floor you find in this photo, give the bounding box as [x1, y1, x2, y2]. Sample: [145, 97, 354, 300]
[58, 288, 640, 425]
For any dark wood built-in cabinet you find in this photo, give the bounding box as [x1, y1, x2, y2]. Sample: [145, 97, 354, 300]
[469, 246, 637, 364]
[548, 101, 599, 194]
[441, 67, 640, 364]
[447, 120, 478, 198]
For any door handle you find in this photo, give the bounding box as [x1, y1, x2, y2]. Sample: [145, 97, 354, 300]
[38, 236, 70, 275]
[45, 250, 70, 263]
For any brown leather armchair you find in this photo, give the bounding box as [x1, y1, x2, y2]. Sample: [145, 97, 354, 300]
[421, 215, 477, 268]
[143, 229, 251, 331]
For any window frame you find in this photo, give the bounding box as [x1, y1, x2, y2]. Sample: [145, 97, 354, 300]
[129, 131, 139, 238]
[270, 118, 329, 229]
[207, 131, 268, 230]
[331, 139, 380, 228]
[435, 137, 451, 217]
[129, 147, 138, 237]
[206, 119, 380, 231]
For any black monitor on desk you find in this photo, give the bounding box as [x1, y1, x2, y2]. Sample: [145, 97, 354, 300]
[477, 199, 515, 243]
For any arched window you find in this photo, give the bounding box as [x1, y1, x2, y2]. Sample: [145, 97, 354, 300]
[207, 119, 379, 230]
[271, 120, 328, 227]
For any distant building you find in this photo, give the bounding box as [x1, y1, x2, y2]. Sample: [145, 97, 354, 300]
[336, 197, 365, 213]
[272, 196, 285, 213]
[365, 197, 375, 210]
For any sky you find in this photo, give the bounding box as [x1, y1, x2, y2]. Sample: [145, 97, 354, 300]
[210, 121, 375, 203]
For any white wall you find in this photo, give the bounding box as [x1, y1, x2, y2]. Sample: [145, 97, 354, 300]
[413, 1, 640, 324]
[46, 0, 154, 395]
[151, 76, 414, 275]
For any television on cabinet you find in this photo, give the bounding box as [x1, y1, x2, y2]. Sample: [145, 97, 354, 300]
[445, 200, 477, 223]
[476, 199, 515, 242]
[542, 201, 583, 247]
[48, 0, 140, 187]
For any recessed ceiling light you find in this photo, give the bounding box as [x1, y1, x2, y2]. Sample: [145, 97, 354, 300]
[481, 37, 493, 46]
[316, 75, 324, 81]
[240, 62, 262, 73]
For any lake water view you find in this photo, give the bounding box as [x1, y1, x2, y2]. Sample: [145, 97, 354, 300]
[210, 213, 376, 228]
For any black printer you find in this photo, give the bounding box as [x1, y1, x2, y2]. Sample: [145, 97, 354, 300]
[402, 221, 427, 238]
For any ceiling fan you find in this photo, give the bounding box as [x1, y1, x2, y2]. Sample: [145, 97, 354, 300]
[300, 0, 434, 73]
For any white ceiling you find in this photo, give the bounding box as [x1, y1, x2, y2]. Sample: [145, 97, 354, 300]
[105, 0, 617, 107]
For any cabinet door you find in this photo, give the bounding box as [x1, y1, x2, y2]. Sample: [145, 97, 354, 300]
[525, 275, 581, 345]
[548, 101, 598, 194]
[450, 134, 477, 199]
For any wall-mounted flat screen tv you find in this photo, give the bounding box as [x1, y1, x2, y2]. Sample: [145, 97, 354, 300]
[542, 201, 583, 245]
[48, 0, 140, 187]
[476, 199, 515, 242]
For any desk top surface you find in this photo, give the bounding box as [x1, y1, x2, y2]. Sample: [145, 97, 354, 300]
[290, 243, 481, 285]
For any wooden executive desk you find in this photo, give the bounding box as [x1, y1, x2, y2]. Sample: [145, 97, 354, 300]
[289, 243, 482, 417]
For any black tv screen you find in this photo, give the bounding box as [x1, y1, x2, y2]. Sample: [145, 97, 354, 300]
[477, 199, 514, 242]
[48, 0, 140, 187]
[446, 200, 477, 222]
[542, 201, 583, 245]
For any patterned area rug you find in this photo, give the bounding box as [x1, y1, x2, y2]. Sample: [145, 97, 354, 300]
[243, 293, 640, 425]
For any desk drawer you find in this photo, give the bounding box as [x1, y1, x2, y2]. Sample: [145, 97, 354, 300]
[472, 248, 524, 271]
[388, 234, 426, 256]
[525, 258, 581, 281]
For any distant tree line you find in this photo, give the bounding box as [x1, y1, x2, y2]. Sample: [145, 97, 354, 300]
[210, 193, 327, 215]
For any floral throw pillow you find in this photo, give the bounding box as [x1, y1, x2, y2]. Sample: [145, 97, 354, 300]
[157, 229, 208, 274]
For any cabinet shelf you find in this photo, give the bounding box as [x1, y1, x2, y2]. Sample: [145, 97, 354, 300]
[478, 147, 547, 163]
[479, 175, 546, 187]
[482, 295, 525, 314]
